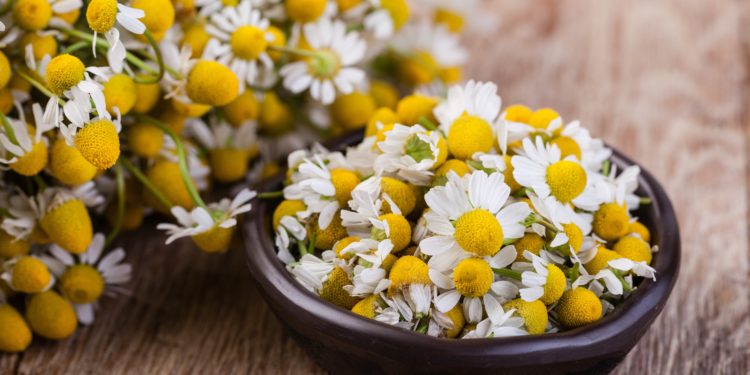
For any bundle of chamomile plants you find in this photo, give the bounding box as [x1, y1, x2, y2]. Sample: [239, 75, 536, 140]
[0, 0, 481, 352]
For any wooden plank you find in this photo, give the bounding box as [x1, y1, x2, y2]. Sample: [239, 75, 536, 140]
[2, 1, 748, 373]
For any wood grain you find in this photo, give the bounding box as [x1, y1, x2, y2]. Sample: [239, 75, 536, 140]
[2, 1, 749, 373]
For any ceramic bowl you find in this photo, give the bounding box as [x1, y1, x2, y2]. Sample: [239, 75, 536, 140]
[242, 132, 680, 375]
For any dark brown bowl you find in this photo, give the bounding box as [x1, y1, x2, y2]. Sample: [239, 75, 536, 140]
[242, 132, 680, 375]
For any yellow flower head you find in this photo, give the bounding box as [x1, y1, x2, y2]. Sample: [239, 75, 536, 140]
[259, 92, 293, 135]
[434, 7, 463, 33]
[381, 177, 416, 216]
[13, 0, 52, 31]
[182, 21, 211, 59]
[388, 255, 431, 295]
[272, 199, 306, 229]
[613, 236, 652, 264]
[10, 138, 48, 177]
[0, 88, 13, 113]
[86, 0, 118, 33]
[40, 198, 93, 254]
[396, 94, 437, 125]
[20, 33, 58, 61]
[398, 51, 438, 86]
[0, 304, 32, 353]
[49, 138, 97, 186]
[210, 148, 250, 183]
[330, 168, 360, 206]
[540, 264, 566, 305]
[131, 0, 175, 41]
[365, 108, 398, 138]
[333, 236, 360, 260]
[191, 225, 235, 253]
[144, 160, 195, 213]
[381, 0, 409, 30]
[10, 256, 52, 293]
[454, 209, 503, 256]
[528, 108, 560, 129]
[369, 80, 399, 110]
[331, 92, 376, 131]
[126, 123, 163, 158]
[351, 294, 380, 319]
[25, 291, 77, 340]
[171, 98, 210, 118]
[313, 213, 347, 250]
[230, 25, 268, 61]
[447, 114, 495, 160]
[513, 233, 545, 261]
[551, 136, 582, 160]
[45, 54, 85, 95]
[375, 213, 411, 252]
[0, 229, 31, 258]
[555, 287, 602, 329]
[504, 298, 548, 335]
[593, 202, 630, 241]
[0, 52, 10, 89]
[221, 90, 260, 127]
[435, 159, 470, 178]
[453, 258, 493, 298]
[627, 221, 651, 242]
[74, 119, 121, 170]
[319, 266, 360, 309]
[583, 246, 621, 275]
[103, 74, 137, 115]
[285, 0, 327, 23]
[60, 264, 104, 304]
[545, 160, 586, 203]
[186, 60, 240, 107]
[132, 77, 161, 114]
[442, 305, 465, 338]
[504, 104, 533, 123]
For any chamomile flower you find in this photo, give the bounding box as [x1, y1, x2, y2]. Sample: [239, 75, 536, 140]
[374, 124, 446, 186]
[44, 233, 132, 325]
[31, 185, 100, 254]
[202, 0, 275, 91]
[0, 99, 58, 176]
[157, 188, 256, 253]
[85, 0, 146, 70]
[187, 119, 258, 183]
[421, 170, 530, 272]
[517, 251, 566, 305]
[343, 238, 394, 297]
[593, 164, 641, 211]
[363, 0, 410, 39]
[390, 20, 466, 87]
[461, 305, 527, 339]
[386, 255, 434, 320]
[274, 205, 307, 264]
[527, 191, 592, 255]
[159, 39, 195, 104]
[1, 255, 55, 293]
[280, 17, 366, 105]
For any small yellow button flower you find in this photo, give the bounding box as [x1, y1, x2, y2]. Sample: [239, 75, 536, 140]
[10, 256, 52, 293]
[555, 287, 602, 329]
[381, 0, 409, 31]
[144, 160, 196, 213]
[132, 77, 161, 114]
[40, 199, 93, 254]
[221, 90, 260, 127]
[376, 213, 411, 252]
[10, 139, 48, 176]
[331, 92, 376, 131]
[381, 177, 416, 216]
[0, 52, 10, 89]
[388, 255, 431, 295]
[365, 108, 399, 138]
[434, 8, 463, 33]
[191, 225, 235, 253]
[613, 236, 652, 264]
[230, 26, 268, 61]
[20, 33, 58, 61]
[210, 148, 249, 183]
[540, 264, 566, 305]
[74, 119, 121, 170]
[369, 81, 399, 110]
[0, 229, 31, 258]
[45, 54, 85, 95]
[330, 168, 361, 206]
[182, 21, 212, 59]
[49, 138, 98, 186]
[398, 51, 438, 86]
[513, 233, 545, 261]
[0, 304, 32, 353]
[562, 223, 584, 254]
[453, 258, 493, 298]
[447, 115, 495, 160]
[504, 298, 548, 335]
[545, 160, 587, 203]
[333, 236, 360, 260]
[60, 265, 105, 304]
[504, 104, 533, 123]
[126, 123, 163, 158]
[454, 209, 503, 256]
[396, 94, 437, 125]
[319, 266, 360, 309]
[593, 202, 630, 241]
[272, 200, 306, 229]
[259, 92, 294, 135]
[26, 291, 77, 340]
[103, 74, 137, 115]
[131, 0, 175, 41]
[551, 136, 582, 160]
[435, 159, 471, 179]
[442, 305, 465, 338]
[351, 294, 380, 319]
[584, 246, 622, 275]
[285, 0, 327, 23]
[313, 213, 347, 250]
[86, 0, 118, 33]
[186, 60, 240, 107]
[13, 0, 52, 31]
[627, 221, 651, 242]
[528, 108, 560, 129]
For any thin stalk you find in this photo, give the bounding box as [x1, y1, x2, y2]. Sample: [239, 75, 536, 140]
[259, 191, 284, 199]
[0, 112, 18, 145]
[493, 268, 522, 281]
[267, 45, 318, 58]
[61, 41, 90, 54]
[121, 157, 174, 209]
[134, 31, 165, 84]
[417, 116, 438, 131]
[105, 162, 126, 246]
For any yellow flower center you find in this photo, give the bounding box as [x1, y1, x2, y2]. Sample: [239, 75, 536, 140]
[381, 177, 417, 216]
[144, 161, 195, 213]
[375, 213, 411, 252]
[13, 0, 52, 31]
[540, 264, 566, 305]
[447, 114, 495, 160]
[0, 229, 31, 258]
[396, 94, 437, 125]
[45, 54, 85, 95]
[333, 236, 360, 260]
[25, 291, 77, 340]
[330, 92, 376, 131]
[272, 199, 306, 229]
[313, 213, 347, 250]
[285, 0, 327, 23]
[20, 33, 58, 61]
[351, 294, 379, 319]
[11, 256, 51, 293]
[266, 26, 287, 61]
[133, 77, 161, 114]
[230, 25, 268, 61]
[369, 80, 399, 110]
[0, 52, 10, 89]
[57, 9, 81, 25]
[555, 287, 602, 329]
[186, 60, 240, 107]
[442, 305, 465, 338]
[513, 232, 545, 261]
[259, 92, 294, 135]
[504, 104, 533, 123]
[592, 202, 630, 241]
[365, 107, 398, 137]
[504, 299, 548, 335]
[222, 0, 239, 5]
[388, 255, 431, 295]
[545, 160, 586, 203]
[182, 22, 211, 58]
[528, 108, 560, 129]
[210, 148, 250, 183]
[381, 0, 409, 30]
[40, 199, 93, 254]
[172, 98, 210, 118]
[500, 155, 521, 192]
[103, 74, 137, 115]
[330, 168, 360, 206]
[131, 0, 175, 41]
[562, 223, 583, 254]
[613, 236, 652, 264]
[10, 140, 48, 176]
[75, 119, 121, 170]
[439, 66, 462, 84]
[398, 51, 438, 86]
[627, 221, 651, 242]
[453, 258, 493, 298]
[434, 8, 464, 33]
[61, 265, 105, 304]
[583, 246, 621, 275]
[336, 0, 362, 12]
[86, 0, 118, 33]
[320, 266, 360, 309]
[126, 123, 163, 158]
[191, 225, 235, 253]
[0, 304, 32, 352]
[454, 209, 503, 256]
[435, 159, 470, 178]
[551, 136, 582, 160]
[221, 90, 260, 127]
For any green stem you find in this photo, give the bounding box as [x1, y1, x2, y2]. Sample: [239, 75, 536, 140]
[612, 269, 633, 293]
[32, 175, 46, 190]
[121, 157, 174, 209]
[259, 191, 284, 199]
[134, 31, 165, 84]
[639, 197, 652, 205]
[297, 240, 308, 257]
[493, 268, 522, 281]
[138, 115, 208, 211]
[0, 0, 12, 16]
[602, 159, 611, 176]
[14, 69, 65, 105]
[307, 230, 317, 255]
[0, 112, 18, 145]
[417, 116, 438, 131]
[105, 162, 126, 247]
[268, 45, 317, 58]
[535, 217, 559, 234]
[61, 41, 90, 54]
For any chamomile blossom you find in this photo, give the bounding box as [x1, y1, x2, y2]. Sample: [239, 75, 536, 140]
[374, 124, 445, 186]
[420, 170, 530, 272]
[44, 233, 131, 324]
[0, 99, 58, 175]
[280, 17, 366, 105]
[362, 0, 410, 39]
[462, 306, 527, 339]
[187, 119, 258, 183]
[85, 0, 146, 71]
[343, 238, 393, 297]
[1, 255, 55, 294]
[390, 20, 466, 88]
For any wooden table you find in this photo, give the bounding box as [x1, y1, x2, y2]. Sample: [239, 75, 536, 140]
[2, 1, 749, 373]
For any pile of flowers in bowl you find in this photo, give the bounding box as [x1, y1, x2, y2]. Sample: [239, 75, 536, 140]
[272, 80, 658, 338]
[0, 0, 479, 352]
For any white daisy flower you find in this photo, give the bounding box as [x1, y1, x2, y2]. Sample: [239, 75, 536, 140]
[462, 306, 527, 339]
[159, 39, 195, 104]
[420, 170, 530, 272]
[512, 137, 601, 212]
[374, 124, 443, 186]
[275, 214, 307, 265]
[280, 17, 367, 105]
[343, 238, 393, 297]
[86, 2, 146, 72]
[203, 0, 275, 91]
[434, 80, 501, 133]
[345, 135, 379, 176]
[608, 257, 656, 280]
[390, 20, 467, 87]
[43, 233, 132, 325]
[0, 98, 58, 167]
[288, 251, 348, 293]
[593, 164, 642, 210]
[58, 77, 121, 147]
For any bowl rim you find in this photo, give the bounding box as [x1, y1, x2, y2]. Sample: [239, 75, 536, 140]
[242, 131, 680, 364]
